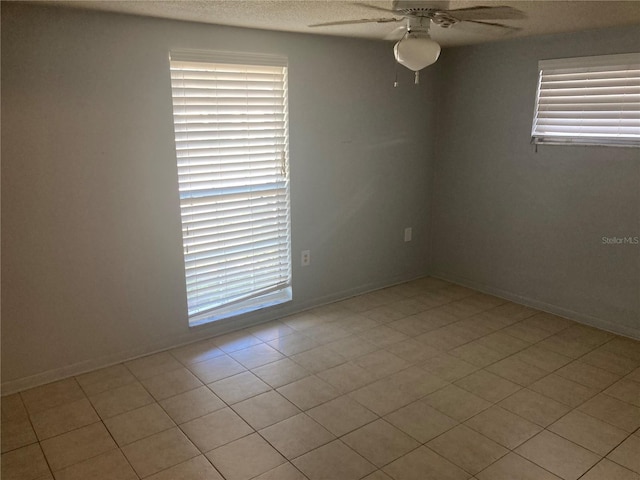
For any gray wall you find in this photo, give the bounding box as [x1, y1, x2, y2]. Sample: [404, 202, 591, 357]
[1, 3, 435, 392]
[430, 25, 640, 338]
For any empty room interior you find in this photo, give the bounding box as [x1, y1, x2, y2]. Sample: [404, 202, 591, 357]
[2, 1, 639, 479]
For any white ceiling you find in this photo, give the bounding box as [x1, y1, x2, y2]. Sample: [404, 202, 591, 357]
[50, 0, 640, 47]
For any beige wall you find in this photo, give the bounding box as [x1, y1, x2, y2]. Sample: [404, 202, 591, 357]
[1, 4, 436, 392]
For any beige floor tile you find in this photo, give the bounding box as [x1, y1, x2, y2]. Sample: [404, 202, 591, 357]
[352, 350, 411, 379]
[502, 321, 553, 343]
[229, 343, 286, 369]
[20, 379, 86, 415]
[342, 419, 420, 468]
[253, 462, 308, 479]
[499, 388, 571, 427]
[181, 407, 253, 452]
[75, 365, 137, 397]
[170, 338, 225, 366]
[1, 418, 38, 453]
[160, 385, 226, 424]
[548, 410, 628, 455]
[121, 427, 199, 478]
[515, 430, 600, 480]
[348, 373, 426, 417]
[384, 399, 458, 443]
[249, 321, 296, 342]
[104, 403, 175, 446]
[213, 330, 262, 353]
[89, 382, 154, 419]
[362, 306, 407, 324]
[475, 452, 561, 480]
[384, 339, 441, 364]
[485, 356, 548, 387]
[141, 367, 203, 401]
[207, 432, 285, 480]
[259, 413, 335, 459]
[455, 370, 521, 403]
[578, 393, 640, 432]
[359, 325, 409, 348]
[208, 371, 271, 404]
[601, 337, 640, 363]
[386, 298, 430, 316]
[555, 361, 621, 390]
[268, 332, 322, 356]
[233, 391, 300, 429]
[307, 395, 378, 437]
[325, 335, 378, 359]
[30, 398, 99, 441]
[450, 342, 507, 368]
[387, 316, 434, 336]
[340, 314, 384, 334]
[421, 353, 479, 382]
[604, 378, 640, 407]
[475, 331, 530, 355]
[427, 425, 508, 475]
[383, 446, 470, 480]
[252, 358, 310, 388]
[146, 455, 224, 480]
[281, 312, 326, 330]
[303, 324, 350, 345]
[512, 345, 572, 372]
[2, 394, 29, 423]
[277, 376, 340, 410]
[40, 422, 116, 471]
[293, 440, 376, 480]
[525, 312, 575, 334]
[486, 302, 539, 322]
[363, 471, 393, 480]
[416, 325, 475, 351]
[125, 352, 183, 380]
[607, 435, 640, 474]
[188, 355, 246, 384]
[626, 366, 640, 383]
[579, 348, 639, 375]
[538, 335, 598, 359]
[581, 459, 640, 480]
[529, 374, 599, 408]
[1, 443, 51, 480]
[464, 406, 542, 449]
[317, 362, 377, 394]
[424, 385, 491, 422]
[290, 346, 347, 373]
[52, 449, 137, 480]
[410, 307, 459, 331]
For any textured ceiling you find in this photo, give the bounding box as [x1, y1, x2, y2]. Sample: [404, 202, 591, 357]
[49, 0, 640, 47]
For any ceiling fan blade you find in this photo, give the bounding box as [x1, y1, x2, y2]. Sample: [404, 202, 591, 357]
[356, 3, 399, 14]
[455, 19, 522, 35]
[309, 17, 402, 27]
[445, 6, 526, 21]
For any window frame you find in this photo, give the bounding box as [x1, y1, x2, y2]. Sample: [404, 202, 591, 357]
[531, 52, 640, 148]
[169, 49, 292, 327]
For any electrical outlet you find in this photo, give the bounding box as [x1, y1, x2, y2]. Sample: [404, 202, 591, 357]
[301, 250, 311, 267]
[404, 227, 412, 242]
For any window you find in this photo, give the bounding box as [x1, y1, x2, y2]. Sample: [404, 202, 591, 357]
[169, 50, 291, 326]
[531, 52, 640, 147]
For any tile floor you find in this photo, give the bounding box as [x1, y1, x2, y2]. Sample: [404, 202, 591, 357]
[2, 277, 640, 480]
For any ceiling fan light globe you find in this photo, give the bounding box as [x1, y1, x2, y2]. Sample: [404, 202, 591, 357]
[393, 34, 441, 71]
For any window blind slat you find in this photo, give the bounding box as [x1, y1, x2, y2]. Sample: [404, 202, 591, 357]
[171, 52, 291, 323]
[532, 53, 640, 146]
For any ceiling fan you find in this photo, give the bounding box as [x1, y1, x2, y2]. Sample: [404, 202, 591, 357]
[309, 1, 526, 84]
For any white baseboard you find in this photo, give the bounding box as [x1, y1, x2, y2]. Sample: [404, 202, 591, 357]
[431, 270, 640, 341]
[1, 270, 428, 395]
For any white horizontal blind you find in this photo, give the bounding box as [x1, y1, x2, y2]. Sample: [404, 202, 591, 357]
[532, 53, 640, 147]
[170, 50, 291, 325]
